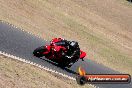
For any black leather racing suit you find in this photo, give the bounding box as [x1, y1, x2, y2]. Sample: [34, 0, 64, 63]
[55, 40, 80, 60]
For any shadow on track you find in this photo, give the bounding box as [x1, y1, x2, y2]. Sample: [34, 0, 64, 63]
[39, 57, 78, 75]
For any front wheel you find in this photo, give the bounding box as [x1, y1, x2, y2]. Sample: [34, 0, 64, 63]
[33, 46, 45, 57]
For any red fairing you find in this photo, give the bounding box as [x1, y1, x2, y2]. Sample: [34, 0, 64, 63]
[54, 45, 67, 52]
[50, 38, 63, 45]
[43, 44, 67, 60]
[50, 38, 66, 52]
[80, 50, 86, 59]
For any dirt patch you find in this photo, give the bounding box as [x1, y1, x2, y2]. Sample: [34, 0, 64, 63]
[0, 55, 94, 88]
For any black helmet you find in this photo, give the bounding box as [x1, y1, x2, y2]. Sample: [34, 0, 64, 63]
[70, 41, 79, 49]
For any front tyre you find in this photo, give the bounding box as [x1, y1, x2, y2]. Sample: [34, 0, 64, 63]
[33, 46, 45, 57]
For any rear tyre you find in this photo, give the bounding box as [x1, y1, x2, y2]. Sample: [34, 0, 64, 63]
[58, 59, 71, 68]
[58, 62, 68, 68]
[33, 46, 45, 57]
[66, 63, 73, 68]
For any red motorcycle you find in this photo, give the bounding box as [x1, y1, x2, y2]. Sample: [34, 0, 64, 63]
[33, 38, 86, 67]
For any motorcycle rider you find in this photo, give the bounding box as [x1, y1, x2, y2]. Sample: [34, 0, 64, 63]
[50, 38, 80, 60]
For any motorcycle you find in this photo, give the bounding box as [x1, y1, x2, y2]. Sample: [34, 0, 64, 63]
[33, 39, 86, 67]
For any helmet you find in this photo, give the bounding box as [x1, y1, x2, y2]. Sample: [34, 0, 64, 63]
[70, 41, 79, 49]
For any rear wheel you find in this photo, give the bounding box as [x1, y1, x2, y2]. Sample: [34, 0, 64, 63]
[58, 58, 72, 68]
[66, 63, 73, 68]
[58, 57, 73, 68]
[58, 62, 69, 68]
[33, 46, 45, 57]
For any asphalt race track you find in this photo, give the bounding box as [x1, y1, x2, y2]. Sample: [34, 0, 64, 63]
[0, 21, 131, 88]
